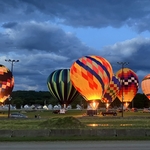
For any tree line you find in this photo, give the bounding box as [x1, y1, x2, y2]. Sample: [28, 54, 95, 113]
[3, 90, 150, 109]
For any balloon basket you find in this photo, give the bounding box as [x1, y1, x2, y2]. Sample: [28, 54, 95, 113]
[86, 110, 97, 116]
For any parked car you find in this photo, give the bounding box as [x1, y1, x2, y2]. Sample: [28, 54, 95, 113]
[101, 110, 117, 116]
[131, 108, 138, 112]
[143, 108, 150, 113]
[52, 109, 60, 114]
[10, 112, 28, 118]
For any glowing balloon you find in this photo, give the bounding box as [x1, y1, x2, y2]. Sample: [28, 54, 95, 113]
[70, 55, 113, 109]
[141, 74, 150, 100]
[47, 69, 79, 108]
[116, 68, 139, 103]
[101, 75, 121, 103]
[0, 64, 14, 103]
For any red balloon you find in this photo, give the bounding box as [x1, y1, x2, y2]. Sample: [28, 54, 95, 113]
[116, 68, 139, 103]
[0, 64, 14, 103]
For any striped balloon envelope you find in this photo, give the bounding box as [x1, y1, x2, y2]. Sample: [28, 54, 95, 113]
[141, 74, 150, 100]
[0, 64, 14, 103]
[116, 68, 139, 103]
[70, 55, 113, 102]
[101, 75, 121, 103]
[47, 69, 79, 108]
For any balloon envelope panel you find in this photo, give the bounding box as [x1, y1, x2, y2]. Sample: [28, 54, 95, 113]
[102, 75, 121, 103]
[70, 55, 113, 101]
[47, 69, 79, 106]
[116, 68, 139, 102]
[0, 64, 14, 103]
[141, 74, 150, 100]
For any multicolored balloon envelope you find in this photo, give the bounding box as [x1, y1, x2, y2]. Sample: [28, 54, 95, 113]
[101, 75, 121, 103]
[141, 74, 150, 100]
[116, 68, 139, 103]
[70, 55, 113, 103]
[47, 69, 79, 108]
[0, 64, 14, 103]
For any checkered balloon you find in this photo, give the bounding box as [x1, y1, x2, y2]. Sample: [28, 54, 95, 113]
[116, 68, 139, 103]
[0, 64, 14, 103]
[70, 55, 113, 101]
[101, 75, 121, 103]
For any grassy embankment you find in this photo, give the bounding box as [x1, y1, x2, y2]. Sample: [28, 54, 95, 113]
[0, 109, 150, 141]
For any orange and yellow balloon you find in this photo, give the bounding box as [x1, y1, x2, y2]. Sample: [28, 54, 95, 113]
[0, 64, 14, 103]
[116, 68, 139, 103]
[70, 55, 113, 109]
[141, 74, 150, 100]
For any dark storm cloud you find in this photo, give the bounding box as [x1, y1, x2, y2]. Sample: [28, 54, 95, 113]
[4, 21, 96, 59]
[2, 22, 18, 28]
[0, 33, 14, 53]
[0, 0, 149, 32]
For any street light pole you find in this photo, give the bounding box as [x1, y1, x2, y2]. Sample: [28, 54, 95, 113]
[5, 59, 19, 118]
[117, 62, 129, 117]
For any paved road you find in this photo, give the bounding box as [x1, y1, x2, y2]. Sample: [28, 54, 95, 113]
[0, 141, 150, 150]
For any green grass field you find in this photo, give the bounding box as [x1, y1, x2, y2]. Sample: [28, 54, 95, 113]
[0, 109, 150, 130]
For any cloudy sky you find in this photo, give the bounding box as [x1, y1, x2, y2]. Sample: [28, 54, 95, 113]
[0, 0, 150, 93]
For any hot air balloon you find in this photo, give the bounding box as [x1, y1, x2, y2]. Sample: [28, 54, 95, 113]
[141, 74, 150, 100]
[70, 55, 113, 110]
[101, 75, 121, 109]
[47, 69, 79, 109]
[116, 68, 139, 107]
[0, 64, 14, 103]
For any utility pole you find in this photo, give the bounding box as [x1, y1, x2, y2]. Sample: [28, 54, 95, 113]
[117, 62, 129, 117]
